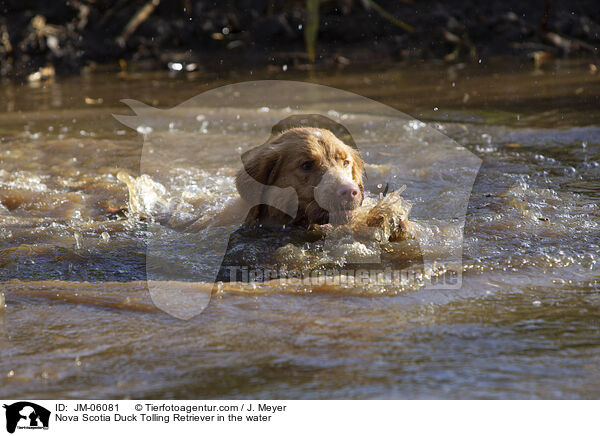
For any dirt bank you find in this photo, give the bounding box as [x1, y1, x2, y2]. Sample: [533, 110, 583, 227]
[1, 0, 599, 78]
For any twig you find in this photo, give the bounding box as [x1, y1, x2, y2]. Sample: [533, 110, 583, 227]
[304, 0, 319, 62]
[0, 21, 11, 54]
[72, 1, 91, 31]
[539, 0, 552, 32]
[544, 31, 598, 55]
[117, 0, 161, 47]
[362, 0, 414, 33]
[182, 0, 192, 16]
[97, 0, 128, 30]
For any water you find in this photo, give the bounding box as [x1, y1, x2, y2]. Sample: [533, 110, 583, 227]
[0, 59, 599, 399]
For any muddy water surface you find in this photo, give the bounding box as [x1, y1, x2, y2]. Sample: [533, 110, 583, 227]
[0, 60, 599, 398]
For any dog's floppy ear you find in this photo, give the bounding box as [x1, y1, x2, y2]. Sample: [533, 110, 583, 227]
[235, 143, 283, 206]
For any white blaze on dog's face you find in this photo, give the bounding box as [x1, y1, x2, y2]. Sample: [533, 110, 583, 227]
[236, 127, 364, 227]
[313, 163, 361, 225]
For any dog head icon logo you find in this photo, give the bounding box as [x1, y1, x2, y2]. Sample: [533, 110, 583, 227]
[3, 402, 50, 433]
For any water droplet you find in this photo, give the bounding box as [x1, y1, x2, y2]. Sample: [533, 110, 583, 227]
[74, 232, 82, 250]
[136, 125, 153, 135]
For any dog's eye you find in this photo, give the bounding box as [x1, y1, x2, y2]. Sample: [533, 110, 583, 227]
[300, 161, 314, 171]
[343, 159, 350, 167]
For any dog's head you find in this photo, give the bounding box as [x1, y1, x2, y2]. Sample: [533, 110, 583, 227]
[236, 127, 365, 227]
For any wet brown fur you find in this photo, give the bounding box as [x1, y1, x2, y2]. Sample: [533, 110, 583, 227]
[235, 127, 365, 227]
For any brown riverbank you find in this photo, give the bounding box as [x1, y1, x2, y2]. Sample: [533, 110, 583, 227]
[1, 0, 599, 79]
